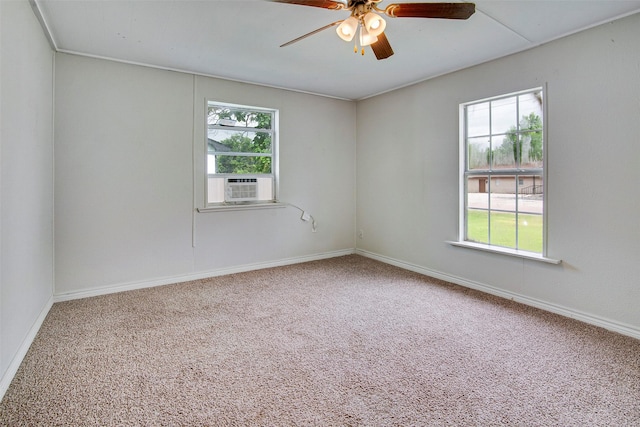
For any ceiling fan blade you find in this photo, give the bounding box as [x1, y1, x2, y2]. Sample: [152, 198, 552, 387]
[269, 0, 346, 10]
[384, 2, 475, 19]
[280, 21, 343, 47]
[370, 32, 394, 60]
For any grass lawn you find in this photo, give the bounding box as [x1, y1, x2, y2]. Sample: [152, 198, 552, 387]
[467, 209, 543, 253]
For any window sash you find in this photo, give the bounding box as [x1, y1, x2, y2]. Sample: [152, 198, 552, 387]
[205, 101, 278, 206]
[460, 87, 545, 255]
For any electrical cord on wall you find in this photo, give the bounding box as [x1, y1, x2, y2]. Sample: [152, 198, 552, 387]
[279, 202, 317, 232]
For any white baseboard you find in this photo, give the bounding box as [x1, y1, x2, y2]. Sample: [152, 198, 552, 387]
[356, 249, 640, 341]
[0, 296, 54, 402]
[54, 249, 356, 302]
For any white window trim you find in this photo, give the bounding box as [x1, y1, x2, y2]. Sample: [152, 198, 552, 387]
[447, 240, 561, 264]
[452, 84, 561, 264]
[197, 202, 286, 213]
[203, 100, 279, 210]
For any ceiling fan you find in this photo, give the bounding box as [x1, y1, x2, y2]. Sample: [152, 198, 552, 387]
[270, 0, 475, 60]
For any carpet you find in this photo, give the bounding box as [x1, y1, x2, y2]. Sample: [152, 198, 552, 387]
[1, 255, 638, 426]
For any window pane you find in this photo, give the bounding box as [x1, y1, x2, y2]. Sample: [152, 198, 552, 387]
[518, 213, 543, 253]
[491, 135, 517, 169]
[207, 106, 272, 130]
[467, 176, 488, 209]
[489, 176, 517, 212]
[468, 137, 490, 170]
[488, 175, 517, 249]
[520, 131, 543, 168]
[207, 154, 216, 174]
[491, 96, 517, 135]
[214, 155, 272, 175]
[518, 175, 543, 214]
[466, 209, 488, 244]
[518, 91, 543, 129]
[490, 211, 516, 248]
[207, 130, 272, 154]
[467, 102, 490, 137]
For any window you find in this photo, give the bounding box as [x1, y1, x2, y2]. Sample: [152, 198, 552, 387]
[206, 101, 277, 206]
[460, 88, 545, 254]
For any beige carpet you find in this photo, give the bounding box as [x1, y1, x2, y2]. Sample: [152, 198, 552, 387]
[1, 255, 639, 426]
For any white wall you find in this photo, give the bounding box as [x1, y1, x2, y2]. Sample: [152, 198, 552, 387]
[356, 13, 640, 336]
[1, 0, 635, 406]
[0, 0, 54, 393]
[54, 54, 356, 296]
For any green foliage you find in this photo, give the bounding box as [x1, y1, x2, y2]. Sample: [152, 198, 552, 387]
[485, 147, 493, 166]
[502, 113, 543, 166]
[216, 154, 272, 175]
[524, 113, 543, 163]
[208, 107, 272, 129]
[208, 106, 273, 174]
[481, 113, 543, 168]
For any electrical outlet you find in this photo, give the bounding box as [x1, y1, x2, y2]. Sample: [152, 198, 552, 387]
[301, 211, 312, 222]
[358, 229, 364, 239]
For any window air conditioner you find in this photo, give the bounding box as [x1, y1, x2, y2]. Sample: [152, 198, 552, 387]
[224, 177, 259, 202]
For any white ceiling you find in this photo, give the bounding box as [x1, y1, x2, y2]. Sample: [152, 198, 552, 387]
[35, 0, 640, 100]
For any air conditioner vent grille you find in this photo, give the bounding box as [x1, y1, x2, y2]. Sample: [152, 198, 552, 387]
[225, 178, 258, 202]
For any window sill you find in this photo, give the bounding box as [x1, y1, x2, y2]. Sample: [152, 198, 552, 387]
[447, 241, 561, 264]
[197, 202, 287, 213]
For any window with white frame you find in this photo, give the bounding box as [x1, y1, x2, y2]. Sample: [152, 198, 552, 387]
[206, 101, 277, 205]
[460, 88, 544, 254]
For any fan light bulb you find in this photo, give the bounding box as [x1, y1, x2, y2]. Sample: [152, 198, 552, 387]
[336, 16, 358, 42]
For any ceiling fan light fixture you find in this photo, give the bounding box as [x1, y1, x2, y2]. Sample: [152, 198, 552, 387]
[275, 0, 475, 60]
[363, 12, 386, 37]
[336, 16, 358, 42]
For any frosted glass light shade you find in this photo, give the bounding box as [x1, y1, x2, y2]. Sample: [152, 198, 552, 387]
[336, 16, 358, 42]
[363, 12, 386, 37]
[359, 25, 378, 46]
